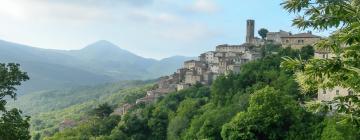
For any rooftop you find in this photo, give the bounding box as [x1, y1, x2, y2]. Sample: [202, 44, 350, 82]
[281, 33, 321, 38]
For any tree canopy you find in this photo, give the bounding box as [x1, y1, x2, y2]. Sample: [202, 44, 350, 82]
[281, 0, 360, 127]
[221, 87, 304, 140]
[0, 63, 31, 140]
[258, 28, 269, 39]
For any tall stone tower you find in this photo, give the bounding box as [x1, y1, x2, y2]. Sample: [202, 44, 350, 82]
[246, 19, 255, 44]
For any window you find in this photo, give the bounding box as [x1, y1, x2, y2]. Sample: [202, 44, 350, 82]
[348, 90, 354, 95]
[286, 40, 289, 43]
[298, 40, 304, 44]
[336, 90, 339, 95]
[323, 90, 326, 94]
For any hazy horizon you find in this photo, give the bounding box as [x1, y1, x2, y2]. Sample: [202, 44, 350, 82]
[0, 0, 334, 59]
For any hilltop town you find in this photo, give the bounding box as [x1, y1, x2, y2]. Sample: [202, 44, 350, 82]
[110, 19, 323, 115]
[108, 19, 360, 119]
[111, 19, 355, 117]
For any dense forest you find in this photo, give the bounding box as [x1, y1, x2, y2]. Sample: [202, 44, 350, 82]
[44, 44, 359, 140]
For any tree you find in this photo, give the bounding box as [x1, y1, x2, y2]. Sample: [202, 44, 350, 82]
[258, 28, 269, 39]
[300, 45, 315, 60]
[320, 118, 359, 140]
[221, 87, 304, 140]
[0, 63, 30, 140]
[91, 103, 113, 118]
[281, 0, 360, 126]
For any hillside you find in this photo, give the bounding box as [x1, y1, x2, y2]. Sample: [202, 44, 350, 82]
[0, 40, 192, 93]
[8, 80, 151, 115]
[44, 45, 360, 140]
[8, 80, 154, 138]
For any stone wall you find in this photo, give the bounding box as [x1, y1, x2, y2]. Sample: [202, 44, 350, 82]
[215, 44, 247, 53]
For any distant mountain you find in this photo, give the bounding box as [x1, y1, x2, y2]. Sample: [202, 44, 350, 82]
[147, 55, 197, 77]
[0, 39, 192, 93]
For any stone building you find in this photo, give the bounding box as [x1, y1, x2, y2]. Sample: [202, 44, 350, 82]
[184, 60, 206, 69]
[112, 103, 134, 116]
[267, 30, 291, 43]
[199, 51, 218, 64]
[215, 44, 247, 53]
[314, 50, 356, 101]
[177, 83, 190, 91]
[177, 68, 187, 82]
[185, 72, 202, 85]
[267, 30, 321, 49]
[181, 43, 260, 86]
[281, 32, 321, 49]
[314, 50, 336, 59]
[318, 86, 354, 101]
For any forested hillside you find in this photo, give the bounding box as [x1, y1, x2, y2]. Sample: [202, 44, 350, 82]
[44, 45, 358, 140]
[8, 80, 155, 139]
[0, 40, 192, 93]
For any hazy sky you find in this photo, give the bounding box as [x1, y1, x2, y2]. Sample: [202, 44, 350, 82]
[0, 0, 333, 59]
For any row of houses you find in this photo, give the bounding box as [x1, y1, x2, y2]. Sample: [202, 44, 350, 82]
[135, 43, 261, 105]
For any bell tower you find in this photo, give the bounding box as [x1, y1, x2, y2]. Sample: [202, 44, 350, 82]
[246, 19, 255, 43]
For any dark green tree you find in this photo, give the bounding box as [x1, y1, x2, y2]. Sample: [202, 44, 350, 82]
[0, 63, 30, 140]
[258, 28, 269, 39]
[300, 45, 315, 60]
[92, 103, 113, 118]
[221, 87, 304, 140]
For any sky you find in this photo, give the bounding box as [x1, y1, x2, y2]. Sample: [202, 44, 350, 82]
[0, 0, 333, 59]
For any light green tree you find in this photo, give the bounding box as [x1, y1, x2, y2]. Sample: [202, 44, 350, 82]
[281, 0, 360, 126]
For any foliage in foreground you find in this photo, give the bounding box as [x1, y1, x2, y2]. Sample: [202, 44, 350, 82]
[0, 63, 31, 140]
[281, 0, 360, 127]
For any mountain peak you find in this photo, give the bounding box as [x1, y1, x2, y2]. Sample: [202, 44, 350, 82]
[82, 40, 120, 51]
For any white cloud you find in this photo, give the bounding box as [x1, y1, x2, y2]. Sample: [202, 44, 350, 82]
[191, 0, 219, 14]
